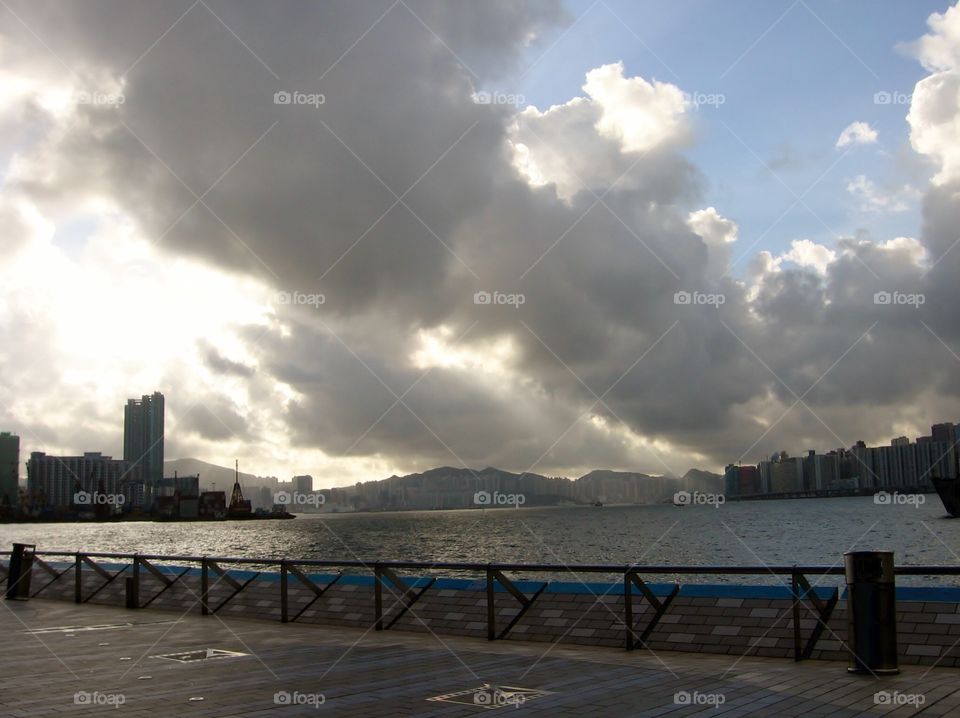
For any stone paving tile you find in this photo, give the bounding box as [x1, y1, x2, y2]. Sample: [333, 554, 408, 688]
[0, 599, 956, 717]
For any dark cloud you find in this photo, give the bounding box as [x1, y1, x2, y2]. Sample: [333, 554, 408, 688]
[2, 0, 959, 481]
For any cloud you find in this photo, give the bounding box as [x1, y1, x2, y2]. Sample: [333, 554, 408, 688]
[904, 2, 960, 184]
[780, 239, 837, 275]
[846, 174, 920, 213]
[509, 61, 690, 201]
[2, 0, 960, 488]
[836, 121, 878, 149]
[903, 2, 960, 72]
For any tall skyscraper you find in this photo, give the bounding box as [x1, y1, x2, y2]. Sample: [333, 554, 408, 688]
[124, 392, 165, 485]
[0, 432, 19, 507]
[293, 475, 313, 494]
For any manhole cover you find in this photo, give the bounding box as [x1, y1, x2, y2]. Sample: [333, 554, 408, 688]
[151, 648, 249, 663]
[427, 684, 552, 710]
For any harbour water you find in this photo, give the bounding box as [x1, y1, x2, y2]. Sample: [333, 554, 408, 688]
[2, 496, 958, 585]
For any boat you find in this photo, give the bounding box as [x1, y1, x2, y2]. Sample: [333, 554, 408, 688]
[932, 474, 960, 517]
[592, 501, 603, 507]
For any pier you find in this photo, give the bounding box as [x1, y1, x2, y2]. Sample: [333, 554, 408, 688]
[4, 549, 960, 715]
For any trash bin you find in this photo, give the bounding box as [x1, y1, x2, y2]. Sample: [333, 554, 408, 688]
[6, 543, 36, 601]
[844, 550, 898, 674]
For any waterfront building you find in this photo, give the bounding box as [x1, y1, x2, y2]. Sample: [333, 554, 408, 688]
[758, 452, 804, 493]
[26, 452, 133, 511]
[293, 474, 313, 494]
[724, 464, 761, 496]
[0, 432, 19, 508]
[123, 392, 165, 485]
[849, 434, 955, 489]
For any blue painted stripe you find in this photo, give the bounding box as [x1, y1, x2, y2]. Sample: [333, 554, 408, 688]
[24, 561, 960, 602]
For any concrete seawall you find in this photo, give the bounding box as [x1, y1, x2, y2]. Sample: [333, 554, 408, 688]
[4, 559, 959, 668]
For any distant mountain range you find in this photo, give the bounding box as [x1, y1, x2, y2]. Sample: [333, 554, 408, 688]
[165, 459, 722, 512]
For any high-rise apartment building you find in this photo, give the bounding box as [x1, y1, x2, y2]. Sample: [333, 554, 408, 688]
[124, 392, 165, 485]
[0, 432, 19, 507]
[293, 475, 313, 494]
[26, 452, 132, 510]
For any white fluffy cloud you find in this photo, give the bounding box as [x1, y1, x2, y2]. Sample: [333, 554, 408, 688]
[510, 62, 689, 200]
[906, 3, 960, 184]
[836, 121, 878, 149]
[780, 239, 837, 275]
[905, 2, 960, 72]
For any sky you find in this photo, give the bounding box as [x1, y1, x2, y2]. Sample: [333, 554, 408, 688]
[1, 0, 960, 487]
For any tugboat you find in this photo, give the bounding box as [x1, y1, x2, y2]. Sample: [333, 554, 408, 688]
[932, 473, 960, 517]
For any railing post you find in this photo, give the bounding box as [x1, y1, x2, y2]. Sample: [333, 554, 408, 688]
[374, 563, 383, 631]
[792, 568, 801, 661]
[280, 560, 288, 623]
[624, 569, 633, 650]
[201, 557, 209, 616]
[74, 553, 82, 603]
[130, 555, 140, 609]
[486, 566, 495, 640]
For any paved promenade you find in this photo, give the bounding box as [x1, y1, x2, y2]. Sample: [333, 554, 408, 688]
[1, 599, 958, 717]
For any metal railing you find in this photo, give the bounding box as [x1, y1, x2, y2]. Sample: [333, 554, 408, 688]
[4, 549, 960, 661]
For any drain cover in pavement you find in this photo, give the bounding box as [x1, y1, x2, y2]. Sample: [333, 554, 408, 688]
[151, 648, 249, 663]
[427, 684, 552, 710]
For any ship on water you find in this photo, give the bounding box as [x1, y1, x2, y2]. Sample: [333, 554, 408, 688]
[932, 474, 960, 517]
[228, 460, 295, 520]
